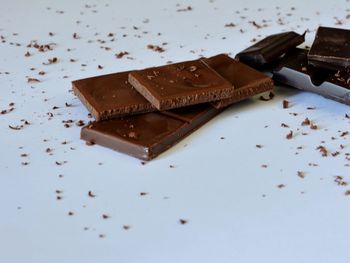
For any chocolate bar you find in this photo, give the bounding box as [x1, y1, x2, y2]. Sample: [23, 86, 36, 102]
[235, 31, 305, 68]
[72, 71, 155, 121]
[308, 26, 350, 70]
[81, 103, 221, 160]
[273, 48, 350, 105]
[128, 59, 234, 110]
[203, 54, 274, 108]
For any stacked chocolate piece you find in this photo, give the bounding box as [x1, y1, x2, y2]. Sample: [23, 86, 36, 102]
[272, 27, 350, 105]
[73, 54, 274, 160]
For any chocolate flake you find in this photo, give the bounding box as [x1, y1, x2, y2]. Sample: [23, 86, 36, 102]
[286, 130, 293, 139]
[88, 191, 96, 197]
[301, 118, 311, 126]
[334, 176, 348, 186]
[297, 171, 305, 178]
[177, 6, 192, 12]
[115, 51, 129, 58]
[179, 219, 188, 224]
[316, 145, 328, 157]
[147, 44, 165, 53]
[123, 225, 130, 230]
[43, 57, 58, 65]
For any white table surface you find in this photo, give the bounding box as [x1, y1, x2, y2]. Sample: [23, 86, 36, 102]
[1, 0, 350, 262]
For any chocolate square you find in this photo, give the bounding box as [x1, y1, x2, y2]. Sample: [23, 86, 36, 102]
[203, 54, 274, 108]
[308, 26, 350, 70]
[72, 71, 155, 121]
[128, 59, 233, 110]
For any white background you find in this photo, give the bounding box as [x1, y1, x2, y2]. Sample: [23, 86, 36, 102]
[1, 0, 350, 262]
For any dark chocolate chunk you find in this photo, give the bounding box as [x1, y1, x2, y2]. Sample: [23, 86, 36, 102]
[203, 54, 274, 108]
[308, 27, 350, 70]
[235, 31, 305, 68]
[128, 59, 233, 110]
[72, 72, 156, 121]
[81, 104, 220, 160]
[273, 48, 350, 106]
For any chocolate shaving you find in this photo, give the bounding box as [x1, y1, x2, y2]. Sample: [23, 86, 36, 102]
[9, 125, 22, 130]
[225, 23, 236, 27]
[115, 51, 129, 58]
[43, 57, 58, 65]
[316, 145, 328, 157]
[179, 219, 188, 224]
[88, 191, 96, 197]
[297, 171, 305, 178]
[27, 77, 41, 83]
[301, 118, 311, 126]
[147, 44, 165, 53]
[177, 6, 192, 12]
[286, 130, 293, 139]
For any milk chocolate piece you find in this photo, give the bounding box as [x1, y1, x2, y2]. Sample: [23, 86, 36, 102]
[203, 54, 274, 108]
[235, 31, 305, 68]
[308, 27, 350, 70]
[72, 71, 155, 121]
[81, 104, 220, 160]
[128, 59, 234, 110]
[273, 48, 350, 106]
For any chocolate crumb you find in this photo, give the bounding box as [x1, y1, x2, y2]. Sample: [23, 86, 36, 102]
[177, 6, 192, 12]
[88, 191, 96, 198]
[282, 100, 289, 108]
[179, 219, 188, 224]
[334, 176, 348, 186]
[115, 51, 129, 58]
[225, 22, 236, 27]
[43, 57, 58, 65]
[286, 130, 293, 139]
[102, 214, 109, 219]
[277, 184, 286, 188]
[147, 44, 165, 53]
[310, 123, 318, 130]
[316, 145, 328, 157]
[123, 225, 130, 230]
[27, 77, 41, 83]
[297, 171, 305, 178]
[301, 118, 311, 126]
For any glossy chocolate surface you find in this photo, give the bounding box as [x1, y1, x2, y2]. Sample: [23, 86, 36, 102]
[235, 31, 305, 68]
[81, 104, 220, 160]
[203, 54, 274, 108]
[128, 59, 233, 110]
[72, 71, 155, 121]
[308, 26, 350, 70]
[273, 48, 350, 105]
